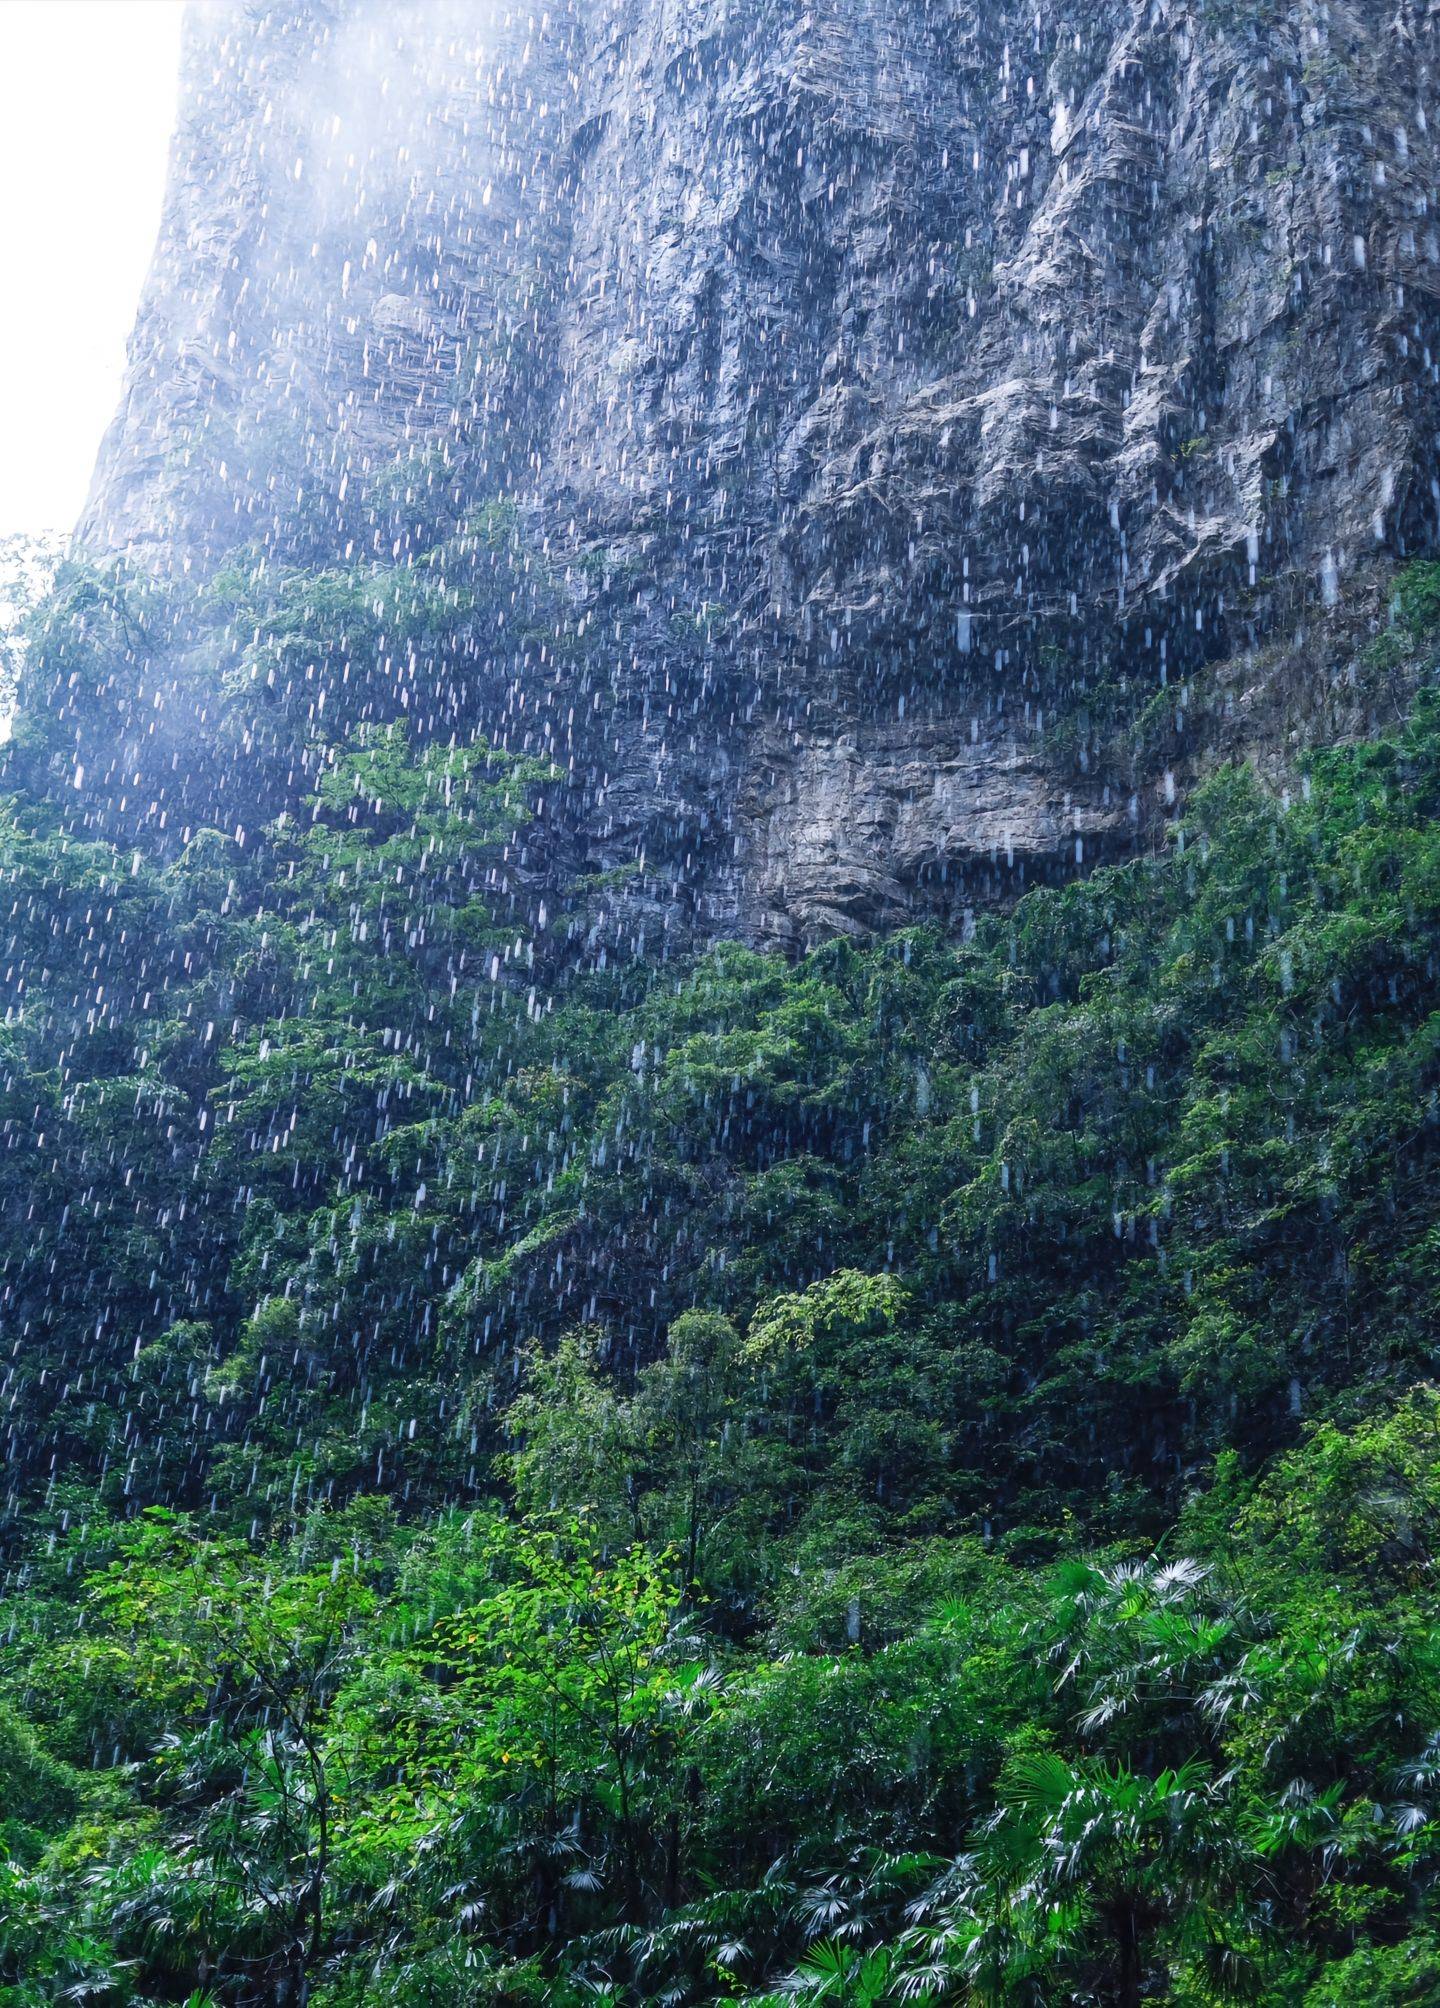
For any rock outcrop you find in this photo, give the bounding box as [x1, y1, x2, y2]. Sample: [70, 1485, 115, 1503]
[68, 0, 1440, 943]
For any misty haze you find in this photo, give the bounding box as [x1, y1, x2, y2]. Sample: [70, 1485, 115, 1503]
[3, 3, 1440, 2004]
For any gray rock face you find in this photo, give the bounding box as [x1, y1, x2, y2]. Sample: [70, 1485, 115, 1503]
[75, 0, 1440, 942]
[738, 717, 1136, 947]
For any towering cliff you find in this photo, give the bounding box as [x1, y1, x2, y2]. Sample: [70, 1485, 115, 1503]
[15, 9, 1440, 1998]
[64, 0, 1440, 940]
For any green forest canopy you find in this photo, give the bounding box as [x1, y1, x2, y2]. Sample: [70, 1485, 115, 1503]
[4, 558, 1440, 2002]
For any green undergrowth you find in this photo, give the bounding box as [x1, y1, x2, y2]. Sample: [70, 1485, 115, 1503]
[4, 586, 1440, 1997]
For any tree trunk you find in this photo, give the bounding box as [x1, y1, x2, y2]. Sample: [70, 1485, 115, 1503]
[1115, 1902, 1144, 2008]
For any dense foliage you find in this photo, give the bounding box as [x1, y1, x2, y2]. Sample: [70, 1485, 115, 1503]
[4, 559, 1440, 2002]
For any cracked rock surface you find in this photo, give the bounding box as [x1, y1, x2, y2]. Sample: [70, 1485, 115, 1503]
[73, 0, 1440, 941]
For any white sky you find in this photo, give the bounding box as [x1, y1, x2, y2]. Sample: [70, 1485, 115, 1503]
[0, 1, 184, 538]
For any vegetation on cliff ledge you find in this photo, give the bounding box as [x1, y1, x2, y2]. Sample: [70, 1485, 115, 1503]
[4, 566, 1440, 2002]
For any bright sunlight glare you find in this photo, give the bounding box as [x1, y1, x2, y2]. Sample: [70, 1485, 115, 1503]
[0, 1, 184, 538]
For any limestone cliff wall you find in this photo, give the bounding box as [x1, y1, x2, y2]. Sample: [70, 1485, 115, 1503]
[74, 0, 1440, 943]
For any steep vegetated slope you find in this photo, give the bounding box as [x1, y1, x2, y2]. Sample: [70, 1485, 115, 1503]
[5, 1, 1440, 2002]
